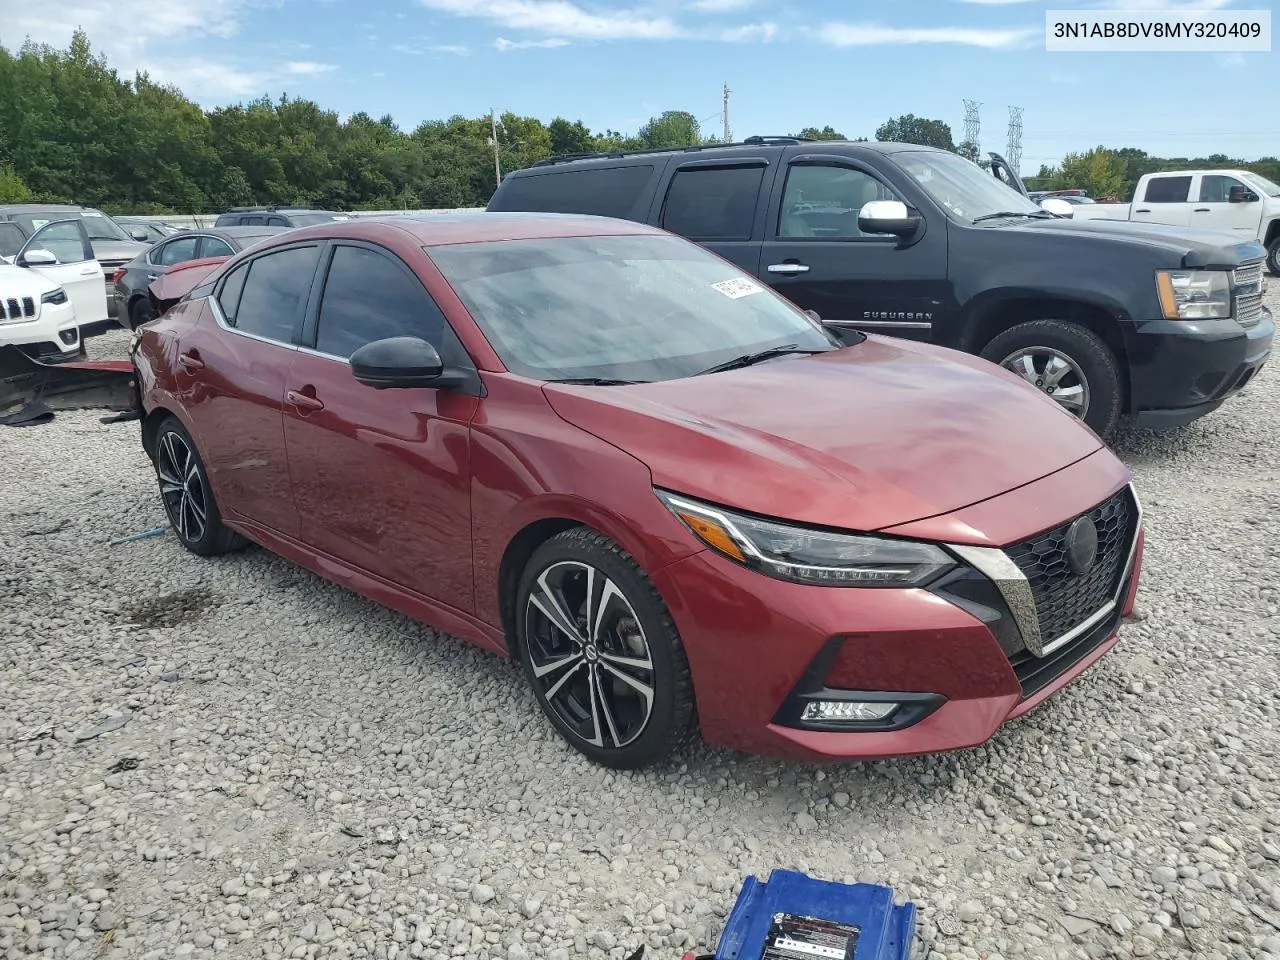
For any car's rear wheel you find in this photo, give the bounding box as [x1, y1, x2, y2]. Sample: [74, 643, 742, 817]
[153, 416, 246, 556]
[129, 297, 154, 331]
[980, 319, 1122, 438]
[1267, 237, 1280, 277]
[514, 527, 696, 769]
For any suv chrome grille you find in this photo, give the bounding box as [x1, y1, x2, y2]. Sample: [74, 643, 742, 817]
[1235, 259, 1266, 329]
[1, 296, 36, 322]
[1005, 486, 1137, 650]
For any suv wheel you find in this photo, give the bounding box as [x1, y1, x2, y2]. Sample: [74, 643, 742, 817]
[129, 297, 154, 331]
[153, 416, 247, 556]
[1267, 237, 1280, 277]
[980, 319, 1122, 438]
[514, 527, 696, 769]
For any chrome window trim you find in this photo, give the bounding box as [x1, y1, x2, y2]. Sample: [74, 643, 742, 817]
[826, 319, 933, 330]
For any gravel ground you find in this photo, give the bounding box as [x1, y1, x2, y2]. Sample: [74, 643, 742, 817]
[3, 291, 1280, 960]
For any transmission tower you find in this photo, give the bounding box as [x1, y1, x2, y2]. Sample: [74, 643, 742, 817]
[1007, 106, 1024, 175]
[962, 99, 982, 158]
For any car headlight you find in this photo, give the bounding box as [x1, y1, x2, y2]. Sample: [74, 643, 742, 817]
[656, 490, 954, 587]
[41, 288, 68, 305]
[1155, 269, 1231, 320]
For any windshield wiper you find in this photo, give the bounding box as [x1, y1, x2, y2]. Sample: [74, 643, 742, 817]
[696, 344, 827, 376]
[545, 377, 646, 386]
[972, 210, 1054, 223]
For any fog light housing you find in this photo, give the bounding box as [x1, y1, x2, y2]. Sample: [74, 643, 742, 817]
[59, 329, 78, 345]
[800, 700, 898, 723]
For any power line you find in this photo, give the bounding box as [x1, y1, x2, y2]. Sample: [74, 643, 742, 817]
[1007, 106, 1024, 175]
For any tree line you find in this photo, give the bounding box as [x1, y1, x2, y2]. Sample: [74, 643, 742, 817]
[0, 33, 1274, 214]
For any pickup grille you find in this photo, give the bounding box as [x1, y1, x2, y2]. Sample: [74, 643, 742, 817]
[1, 296, 36, 322]
[1235, 259, 1266, 329]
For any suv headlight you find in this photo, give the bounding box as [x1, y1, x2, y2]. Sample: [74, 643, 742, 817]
[656, 490, 954, 587]
[41, 288, 68, 305]
[1156, 269, 1231, 320]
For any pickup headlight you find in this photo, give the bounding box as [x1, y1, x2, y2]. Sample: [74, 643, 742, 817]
[41, 288, 68, 305]
[656, 490, 954, 587]
[1155, 269, 1231, 320]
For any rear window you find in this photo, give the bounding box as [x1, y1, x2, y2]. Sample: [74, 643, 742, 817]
[489, 165, 655, 220]
[1142, 176, 1192, 204]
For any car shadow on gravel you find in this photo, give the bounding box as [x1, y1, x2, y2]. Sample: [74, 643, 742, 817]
[113, 586, 221, 629]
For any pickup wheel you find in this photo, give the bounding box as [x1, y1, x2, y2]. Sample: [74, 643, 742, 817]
[1267, 238, 1280, 277]
[980, 319, 1122, 438]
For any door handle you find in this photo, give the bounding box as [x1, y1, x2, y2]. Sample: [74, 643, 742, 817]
[178, 352, 204, 371]
[1134, 209, 1151, 214]
[767, 263, 810, 275]
[80, 268, 97, 276]
[147, 274, 159, 281]
[1193, 208, 1210, 213]
[287, 389, 324, 412]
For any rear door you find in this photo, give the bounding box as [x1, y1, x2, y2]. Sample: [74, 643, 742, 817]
[17, 219, 107, 323]
[757, 152, 948, 343]
[652, 154, 778, 274]
[1193, 173, 1265, 236]
[1131, 174, 1194, 226]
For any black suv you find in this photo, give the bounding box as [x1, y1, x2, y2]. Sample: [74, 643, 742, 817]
[214, 206, 353, 228]
[488, 137, 1272, 437]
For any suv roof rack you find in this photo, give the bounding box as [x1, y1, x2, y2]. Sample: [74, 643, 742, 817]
[225, 205, 279, 212]
[530, 134, 817, 168]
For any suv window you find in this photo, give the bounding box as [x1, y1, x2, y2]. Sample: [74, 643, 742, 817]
[267, 216, 289, 226]
[490, 165, 654, 219]
[1143, 176, 1192, 203]
[155, 236, 201, 266]
[26, 221, 94, 264]
[661, 166, 763, 241]
[778, 165, 902, 238]
[222, 245, 320, 342]
[315, 245, 447, 358]
[1198, 174, 1248, 203]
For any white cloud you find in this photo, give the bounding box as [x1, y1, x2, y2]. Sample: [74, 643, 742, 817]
[430, 43, 472, 54]
[417, 0, 683, 39]
[691, 0, 757, 10]
[494, 36, 572, 49]
[284, 60, 337, 75]
[814, 22, 1039, 48]
[143, 61, 272, 97]
[717, 21, 777, 41]
[1094, 0, 1238, 7]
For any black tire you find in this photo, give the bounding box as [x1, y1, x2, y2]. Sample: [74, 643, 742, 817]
[1267, 237, 1280, 278]
[129, 296, 154, 331]
[979, 319, 1122, 438]
[152, 415, 247, 556]
[514, 527, 696, 769]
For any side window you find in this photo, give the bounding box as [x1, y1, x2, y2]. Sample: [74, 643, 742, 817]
[315, 245, 447, 359]
[157, 236, 201, 266]
[230, 245, 320, 342]
[661, 166, 764, 241]
[24, 220, 93, 263]
[215, 262, 249, 324]
[1198, 175, 1246, 203]
[489, 165, 654, 219]
[242, 215, 266, 226]
[778, 165, 902, 239]
[1143, 176, 1192, 203]
[267, 216, 289, 226]
[0, 222, 25, 259]
[201, 237, 234, 258]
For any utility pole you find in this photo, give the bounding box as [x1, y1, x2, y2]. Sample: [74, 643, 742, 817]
[722, 83, 731, 143]
[490, 109, 502, 187]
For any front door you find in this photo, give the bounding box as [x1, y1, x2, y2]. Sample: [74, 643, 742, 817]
[758, 157, 949, 343]
[1192, 173, 1266, 236]
[282, 241, 478, 610]
[17, 219, 107, 323]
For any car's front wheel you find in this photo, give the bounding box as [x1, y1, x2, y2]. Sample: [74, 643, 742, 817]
[514, 527, 696, 769]
[129, 297, 154, 331]
[980, 319, 1122, 438]
[1267, 237, 1280, 277]
[152, 416, 246, 556]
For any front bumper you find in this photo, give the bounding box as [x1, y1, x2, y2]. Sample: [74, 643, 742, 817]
[1, 302, 83, 362]
[1123, 309, 1273, 427]
[651, 466, 1143, 762]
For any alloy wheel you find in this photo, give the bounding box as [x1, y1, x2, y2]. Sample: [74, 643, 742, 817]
[156, 430, 208, 543]
[523, 560, 656, 750]
[1000, 346, 1091, 418]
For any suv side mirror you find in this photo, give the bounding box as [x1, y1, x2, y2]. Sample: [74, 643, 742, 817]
[130, 228, 151, 242]
[19, 248, 58, 266]
[857, 200, 922, 239]
[350, 336, 472, 391]
[1040, 198, 1075, 218]
[1228, 185, 1259, 203]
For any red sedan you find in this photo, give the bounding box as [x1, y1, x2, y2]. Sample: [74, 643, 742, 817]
[130, 213, 1144, 769]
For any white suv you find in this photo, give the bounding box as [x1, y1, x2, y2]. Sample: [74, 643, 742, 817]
[0, 219, 107, 362]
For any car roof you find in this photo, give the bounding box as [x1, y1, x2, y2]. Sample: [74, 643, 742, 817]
[0, 203, 96, 213]
[163, 225, 292, 239]
[266, 212, 665, 247]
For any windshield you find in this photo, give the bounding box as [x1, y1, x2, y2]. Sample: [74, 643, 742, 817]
[14, 209, 132, 242]
[897, 151, 1042, 222]
[428, 234, 837, 382]
[1243, 173, 1280, 197]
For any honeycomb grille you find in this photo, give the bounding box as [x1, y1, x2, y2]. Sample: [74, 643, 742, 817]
[1006, 487, 1136, 646]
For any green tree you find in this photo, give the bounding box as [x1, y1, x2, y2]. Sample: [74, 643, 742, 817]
[0, 164, 31, 202]
[1052, 146, 1129, 199]
[875, 114, 956, 151]
[797, 125, 846, 141]
[957, 140, 980, 163]
[548, 117, 594, 156]
[636, 111, 701, 149]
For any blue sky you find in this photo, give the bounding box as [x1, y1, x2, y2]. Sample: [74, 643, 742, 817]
[2, 0, 1276, 170]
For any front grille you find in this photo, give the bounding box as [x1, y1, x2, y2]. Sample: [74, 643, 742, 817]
[1005, 487, 1137, 648]
[1, 296, 36, 322]
[1235, 259, 1266, 329]
[1009, 603, 1120, 700]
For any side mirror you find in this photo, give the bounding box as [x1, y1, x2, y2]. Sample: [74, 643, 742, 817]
[1040, 198, 1075, 218]
[857, 200, 922, 239]
[130, 228, 151, 242]
[350, 335, 474, 391]
[804, 309, 822, 323]
[19, 248, 58, 266]
[1228, 185, 1258, 203]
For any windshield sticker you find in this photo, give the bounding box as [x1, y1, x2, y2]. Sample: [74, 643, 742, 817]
[332, 215, 351, 221]
[711, 277, 763, 300]
[31, 219, 51, 230]
[83, 211, 104, 217]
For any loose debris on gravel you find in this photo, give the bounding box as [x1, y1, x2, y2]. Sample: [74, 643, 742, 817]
[3, 302, 1280, 959]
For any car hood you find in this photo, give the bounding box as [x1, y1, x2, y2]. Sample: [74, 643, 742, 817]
[1006, 216, 1265, 268]
[543, 337, 1105, 533]
[0, 263, 59, 297]
[91, 239, 150, 263]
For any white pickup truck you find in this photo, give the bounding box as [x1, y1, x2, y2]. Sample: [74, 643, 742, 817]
[1072, 169, 1280, 275]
